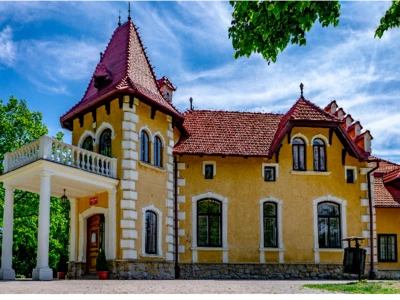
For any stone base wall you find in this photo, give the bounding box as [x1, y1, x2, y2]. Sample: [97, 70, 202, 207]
[377, 270, 400, 279]
[68, 261, 389, 280]
[179, 263, 362, 280]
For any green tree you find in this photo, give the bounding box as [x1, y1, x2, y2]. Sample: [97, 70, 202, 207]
[229, 1, 400, 64]
[0, 96, 69, 278]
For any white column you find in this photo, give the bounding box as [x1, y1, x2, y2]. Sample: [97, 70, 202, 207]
[69, 199, 77, 262]
[108, 188, 117, 259]
[32, 173, 53, 280]
[0, 186, 16, 280]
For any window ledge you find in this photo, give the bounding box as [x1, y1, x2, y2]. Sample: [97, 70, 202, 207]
[140, 253, 163, 258]
[259, 248, 286, 252]
[139, 161, 166, 172]
[313, 248, 343, 252]
[291, 171, 331, 176]
[191, 247, 229, 251]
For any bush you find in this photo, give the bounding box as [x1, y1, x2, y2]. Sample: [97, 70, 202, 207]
[96, 249, 109, 272]
[57, 254, 68, 272]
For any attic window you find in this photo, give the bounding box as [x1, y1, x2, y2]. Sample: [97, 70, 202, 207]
[94, 75, 112, 91]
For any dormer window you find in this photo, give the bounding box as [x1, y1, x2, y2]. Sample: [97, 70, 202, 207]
[93, 62, 113, 91]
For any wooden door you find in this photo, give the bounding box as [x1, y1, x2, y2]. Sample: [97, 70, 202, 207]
[87, 214, 101, 273]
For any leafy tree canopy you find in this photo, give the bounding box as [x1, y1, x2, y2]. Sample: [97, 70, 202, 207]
[229, 1, 400, 64]
[0, 96, 69, 278]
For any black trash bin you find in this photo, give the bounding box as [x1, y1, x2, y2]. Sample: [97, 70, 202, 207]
[342, 236, 366, 280]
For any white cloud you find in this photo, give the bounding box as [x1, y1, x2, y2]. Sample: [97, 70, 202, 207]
[0, 26, 15, 67]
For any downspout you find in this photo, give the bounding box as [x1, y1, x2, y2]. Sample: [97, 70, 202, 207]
[174, 156, 180, 279]
[367, 159, 379, 279]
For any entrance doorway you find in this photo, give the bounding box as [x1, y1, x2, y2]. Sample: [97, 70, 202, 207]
[86, 214, 105, 273]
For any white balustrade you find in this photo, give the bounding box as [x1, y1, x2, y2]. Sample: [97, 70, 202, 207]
[3, 135, 117, 178]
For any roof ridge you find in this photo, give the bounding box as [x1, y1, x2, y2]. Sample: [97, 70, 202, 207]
[300, 98, 341, 121]
[185, 109, 284, 115]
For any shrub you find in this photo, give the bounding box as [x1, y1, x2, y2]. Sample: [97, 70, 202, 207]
[96, 249, 109, 272]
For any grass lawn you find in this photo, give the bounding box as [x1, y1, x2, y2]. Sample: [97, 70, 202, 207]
[304, 281, 400, 294]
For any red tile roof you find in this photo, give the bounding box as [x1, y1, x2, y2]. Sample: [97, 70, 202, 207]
[60, 20, 183, 128]
[371, 157, 400, 207]
[268, 97, 343, 156]
[173, 110, 283, 156]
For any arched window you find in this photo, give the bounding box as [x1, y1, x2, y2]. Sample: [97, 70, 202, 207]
[80, 136, 93, 169]
[318, 202, 341, 248]
[313, 138, 326, 171]
[82, 136, 93, 151]
[99, 129, 112, 158]
[141, 131, 150, 163]
[263, 202, 277, 247]
[145, 211, 157, 254]
[154, 136, 163, 167]
[197, 199, 222, 247]
[292, 138, 306, 171]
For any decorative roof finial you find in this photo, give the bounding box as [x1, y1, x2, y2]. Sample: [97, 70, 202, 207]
[128, 2, 131, 21]
[100, 52, 103, 62]
[189, 97, 193, 110]
[300, 82, 304, 98]
[118, 10, 121, 26]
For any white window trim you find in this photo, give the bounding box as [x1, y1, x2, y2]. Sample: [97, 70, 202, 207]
[78, 130, 96, 147]
[311, 134, 330, 146]
[192, 192, 228, 263]
[139, 125, 153, 140]
[139, 126, 153, 163]
[153, 131, 166, 147]
[141, 205, 163, 257]
[202, 161, 217, 177]
[259, 197, 284, 263]
[95, 122, 115, 142]
[262, 163, 278, 180]
[313, 195, 347, 263]
[291, 170, 331, 176]
[290, 133, 309, 145]
[344, 166, 357, 182]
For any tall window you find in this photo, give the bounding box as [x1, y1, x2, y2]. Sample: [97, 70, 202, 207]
[154, 136, 163, 167]
[378, 234, 397, 262]
[145, 211, 157, 254]
[318, 202, 341, 248]
[292, 138, 306, 171]
[313, 138, 326, 171]
[197, 199, 222, 247]
[263, 202, 277, 247]
[141, 131, 150, 163]
[99, 129, 112, 157]
[81, 136, 93, 169]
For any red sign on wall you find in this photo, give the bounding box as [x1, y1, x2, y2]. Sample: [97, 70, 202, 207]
[89, 197, 98, 206]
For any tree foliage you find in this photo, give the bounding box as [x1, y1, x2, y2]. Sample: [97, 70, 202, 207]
[229, 1, 400, 64]
[0, 96, 69, 278]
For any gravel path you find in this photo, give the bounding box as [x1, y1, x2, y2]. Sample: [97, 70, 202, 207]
[0, 279, 352, 294]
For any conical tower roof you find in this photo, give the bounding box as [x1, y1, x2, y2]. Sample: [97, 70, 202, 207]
[61, 20, 183, 129]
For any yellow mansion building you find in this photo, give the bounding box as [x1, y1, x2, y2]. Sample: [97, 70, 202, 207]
[0, 19, 399, 280]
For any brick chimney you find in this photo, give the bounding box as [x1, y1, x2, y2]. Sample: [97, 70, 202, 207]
[157, 76, 176, 102]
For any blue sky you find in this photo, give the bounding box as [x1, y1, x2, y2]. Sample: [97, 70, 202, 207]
[0, 1, 400, 162]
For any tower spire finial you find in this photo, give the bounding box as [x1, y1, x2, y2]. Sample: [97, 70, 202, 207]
[300, 83, 304, 98]
[128, 2, 131, 21]
[189, 97, 193, 110]
[118, 10, 121, 26]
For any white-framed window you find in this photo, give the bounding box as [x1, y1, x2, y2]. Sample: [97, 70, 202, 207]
[312, 195, 347, 263]
[202, 161, 216, 180]
[345, 166, 357, 183]
[141, 205, 162, 257]
[191, 192, 228, 262]
[262, 163, 278, 181]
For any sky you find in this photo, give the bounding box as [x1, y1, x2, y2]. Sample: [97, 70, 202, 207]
[0, 1, 400, 162]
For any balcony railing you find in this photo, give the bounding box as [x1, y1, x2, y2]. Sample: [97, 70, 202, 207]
[3, 136, 117, 178]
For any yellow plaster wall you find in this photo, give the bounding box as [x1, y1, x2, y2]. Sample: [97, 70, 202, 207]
[71, 97, 123, 259]
[376, 208, 400, 270]
[178, 127, 367, 263]
[134, 101, 171, 260]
